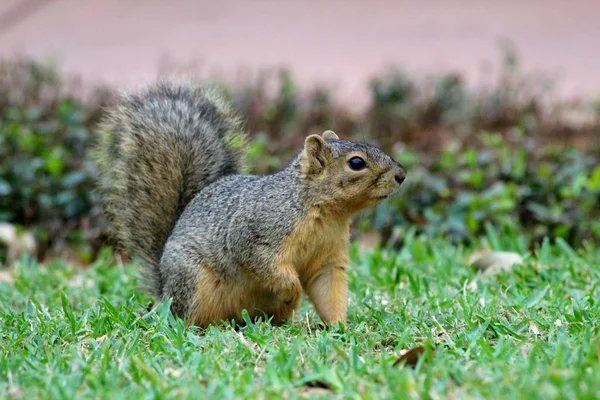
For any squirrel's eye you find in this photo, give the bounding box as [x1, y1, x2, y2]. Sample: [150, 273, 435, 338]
[348, 156, 367, 171]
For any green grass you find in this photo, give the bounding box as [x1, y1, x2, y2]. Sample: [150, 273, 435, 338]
[1, 232, 599, 399]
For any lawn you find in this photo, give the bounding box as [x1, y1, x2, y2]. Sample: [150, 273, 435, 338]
[1, 230, 599, 399]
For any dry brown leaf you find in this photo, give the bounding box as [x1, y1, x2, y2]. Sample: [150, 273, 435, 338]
[393, 345, 433, 367]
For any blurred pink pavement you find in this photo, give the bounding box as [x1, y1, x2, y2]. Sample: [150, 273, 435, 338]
[0, 0, 599, 105]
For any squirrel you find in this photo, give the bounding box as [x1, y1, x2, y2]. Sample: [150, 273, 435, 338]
[94, 80, 406, 328]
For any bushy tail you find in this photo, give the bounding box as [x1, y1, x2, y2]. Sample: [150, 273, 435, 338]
[94, 80, 247, 296]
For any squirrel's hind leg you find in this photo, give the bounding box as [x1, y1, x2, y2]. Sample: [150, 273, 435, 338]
[161, 246, 301, 327]
[187, 261, 256, 328]
[187, 262, 299, 328]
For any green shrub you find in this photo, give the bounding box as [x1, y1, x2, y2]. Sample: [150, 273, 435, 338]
[0, 59, 110, 259]
[363, 132, 600, 247]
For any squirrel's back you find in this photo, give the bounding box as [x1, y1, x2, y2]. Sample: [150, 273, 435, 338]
[94, 81, 247, 296]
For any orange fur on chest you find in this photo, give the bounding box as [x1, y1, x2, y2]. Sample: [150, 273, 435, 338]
[277, 207, 350, 282]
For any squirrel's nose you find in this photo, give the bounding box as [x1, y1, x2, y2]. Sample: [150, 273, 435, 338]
[394, 165, 406, 185]
[394, 174, 405, 185]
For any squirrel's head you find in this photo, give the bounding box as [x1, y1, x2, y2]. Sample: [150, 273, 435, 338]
[298, 130, 406, 214]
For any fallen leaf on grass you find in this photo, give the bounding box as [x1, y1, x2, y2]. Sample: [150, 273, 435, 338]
[393, 345, 434, 367]
[469, 251, 524, 273]
[468, 250, 524, 290]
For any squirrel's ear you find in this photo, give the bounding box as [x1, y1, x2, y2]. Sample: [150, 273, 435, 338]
[301, 134, 331, 176]
[322, 130, 339, 140]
